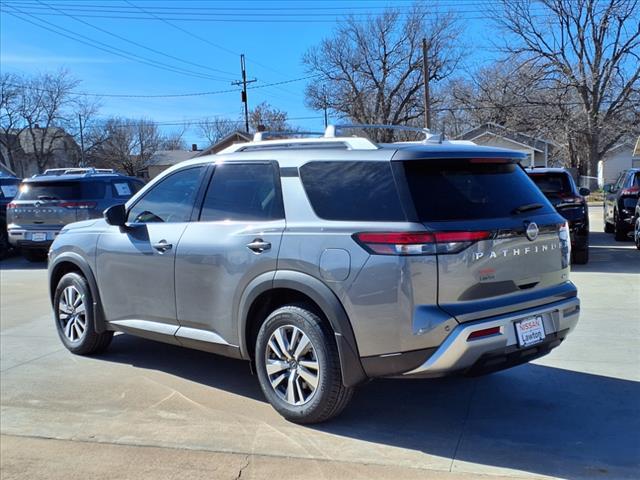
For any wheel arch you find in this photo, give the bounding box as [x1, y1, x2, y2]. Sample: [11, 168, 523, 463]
[237, 270, 367, 387]
[49, 253, 108, 333]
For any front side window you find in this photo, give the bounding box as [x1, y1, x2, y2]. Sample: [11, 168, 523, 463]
[128, 166, 205, 223]
[199, 163, 283, 222]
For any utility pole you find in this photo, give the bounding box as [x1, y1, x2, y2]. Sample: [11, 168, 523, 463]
[422, 38, 431, 130]
[231, 54, 257, 133]
[78, 113, 85, 167]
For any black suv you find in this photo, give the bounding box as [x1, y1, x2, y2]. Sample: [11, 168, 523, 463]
[604, 168, 640, 241]
[1, 173, 21, 259]
[7, 169, 144, 261]
[527, 168, 590, 264]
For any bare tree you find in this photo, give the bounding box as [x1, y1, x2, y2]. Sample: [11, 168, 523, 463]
[494, 0, 640, 175]
[197, 117, 242, 146]
[159, 125, 189, 150]
[69, 96, 102, 166]
[0, 73, 27, 175]
[90, 118, 161, 176]
[303, 4, 462, 141]
[19, 70, 80, 171]
[249, 102, 289, 132]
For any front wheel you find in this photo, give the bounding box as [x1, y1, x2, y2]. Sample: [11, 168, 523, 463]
[255, 305, 353, 424]
[54, 272, 113, 355]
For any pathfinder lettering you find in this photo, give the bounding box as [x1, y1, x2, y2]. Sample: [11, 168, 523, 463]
[474, 242, 561, 261]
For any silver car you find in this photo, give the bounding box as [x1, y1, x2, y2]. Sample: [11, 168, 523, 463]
[48, 126, 580, 423]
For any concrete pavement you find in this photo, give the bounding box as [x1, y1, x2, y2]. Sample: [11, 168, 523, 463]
[1, 205, 639, 479]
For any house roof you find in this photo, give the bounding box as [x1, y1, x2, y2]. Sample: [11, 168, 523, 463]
[457, 123, 559, 152]
[197, 130, 252, 157]
[146, 150, 199, 166]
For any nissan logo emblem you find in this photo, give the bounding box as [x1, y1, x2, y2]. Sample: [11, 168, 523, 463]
[525, 222, 539, 241]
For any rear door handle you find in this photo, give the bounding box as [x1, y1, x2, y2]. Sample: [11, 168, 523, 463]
[152, 240, 173, 253]
[246, 239, 271, 253]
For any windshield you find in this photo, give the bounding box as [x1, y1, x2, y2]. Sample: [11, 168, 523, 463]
[402, 160, 554, 222]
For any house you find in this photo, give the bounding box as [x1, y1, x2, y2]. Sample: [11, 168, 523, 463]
[0, 127, 80, 178]
[597, 139, 640, 187]
[457, 123, 560, 168]
[138, 144, 202, 180]
[196, 131, 251, 157]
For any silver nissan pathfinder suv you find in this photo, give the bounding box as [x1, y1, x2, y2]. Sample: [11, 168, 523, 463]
[48, 125, 580, 423]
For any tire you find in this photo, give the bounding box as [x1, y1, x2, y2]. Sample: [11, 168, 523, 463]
[255, 305, 354, 424]
[0, 228, 9, 260]
[614, 213, 628, 241]
[572, 247, 589, 264]
[604, 221, 615, 233]
[23, 249, 48, 262]
[635, 219, 640, 250]
[53, 272, 113, 355]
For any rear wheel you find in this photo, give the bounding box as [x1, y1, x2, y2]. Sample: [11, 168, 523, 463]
[614, 212, 628, 241]
[572, 247, 589, 264]
[635, 218, 640, 250]
[54, 272, 113, 355]
[255, 305, 353, 424]
[604, 221, 615, 233]
[0, 228, 9, 260]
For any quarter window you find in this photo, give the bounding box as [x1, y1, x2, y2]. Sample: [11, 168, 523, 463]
[199, 163, 283, 221]
[128, 166, 205, 223]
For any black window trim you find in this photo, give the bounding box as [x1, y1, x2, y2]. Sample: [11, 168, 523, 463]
[196, 160, 285, 222]
[125, 164, 209, 225]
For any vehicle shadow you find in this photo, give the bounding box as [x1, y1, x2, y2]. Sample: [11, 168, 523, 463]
[0, 254, 47, 270]
[100, 334, 640, 479]
[573, 231, 639, 274]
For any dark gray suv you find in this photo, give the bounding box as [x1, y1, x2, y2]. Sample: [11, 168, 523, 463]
[7, 169, 143, 261]
[47, 126, 580, 423]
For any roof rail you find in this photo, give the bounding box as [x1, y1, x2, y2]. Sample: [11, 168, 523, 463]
[324, 124, 438, 142]
[253, 130, 323, 142]
[36, 167, 118, 177]
[219, 135, 378, 154]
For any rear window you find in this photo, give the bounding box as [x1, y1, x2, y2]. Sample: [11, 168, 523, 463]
[299, 161, 405, 221]
[15, 181, 106, 201]
[528, 172, 572, 194]
[403, 161, 554, 221]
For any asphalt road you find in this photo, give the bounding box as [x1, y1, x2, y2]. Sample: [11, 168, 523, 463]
[1, 205, 639, 480]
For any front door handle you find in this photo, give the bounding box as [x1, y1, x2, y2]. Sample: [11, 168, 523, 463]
[153, 240, 173, 253]
[246, 239, 271, 253]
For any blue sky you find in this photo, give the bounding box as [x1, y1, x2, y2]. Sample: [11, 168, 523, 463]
[1, 0, 509, 147]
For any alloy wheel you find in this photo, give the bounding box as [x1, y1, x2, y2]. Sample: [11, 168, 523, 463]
[58, 286, 87, 342]
[265, 325, 320, 405]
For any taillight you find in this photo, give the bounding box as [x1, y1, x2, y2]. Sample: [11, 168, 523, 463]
[621, 186, 640, 196]
[6, 202, 17, 209]
[353, 231, 491, 256]
[60, 201, 97, 209]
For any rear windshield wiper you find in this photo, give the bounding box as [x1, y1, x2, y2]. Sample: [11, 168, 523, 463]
[511, 203, 543, 215]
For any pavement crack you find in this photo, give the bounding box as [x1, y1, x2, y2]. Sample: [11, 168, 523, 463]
[449, 378, 479, 472]
[235, 454, 250, 480]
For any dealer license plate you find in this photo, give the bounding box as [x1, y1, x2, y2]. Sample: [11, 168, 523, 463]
[514, 315, 545, 347]
[31, 232, 47, 242]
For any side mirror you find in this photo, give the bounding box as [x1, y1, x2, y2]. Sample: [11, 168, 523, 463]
[603, 184, 613, 193]
[104, 204, 127, 227]
[579, 187, 590, 196]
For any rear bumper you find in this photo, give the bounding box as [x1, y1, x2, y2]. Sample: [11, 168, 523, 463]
[7, 227, 60, 248]
[402, 296, 580, 378]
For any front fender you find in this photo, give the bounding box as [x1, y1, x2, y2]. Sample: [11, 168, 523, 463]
[48, 252, 108, 333]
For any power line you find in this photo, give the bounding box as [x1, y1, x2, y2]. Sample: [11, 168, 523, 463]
[1, 5, 231, 81]
[33, 0, 237, 79]
[3, 75, 319, 98]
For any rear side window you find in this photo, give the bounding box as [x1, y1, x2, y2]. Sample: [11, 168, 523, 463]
[111, 180, 143, 199]
[300, 161, 405, 221]
[0, 180, 20, 199]
[528, 172, 572, 195]
[199, 163, 283, 221]
[403, 161, 554, 221]
[15, 181, 106, 200]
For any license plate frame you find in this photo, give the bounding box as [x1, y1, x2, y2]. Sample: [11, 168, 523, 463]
[514, 315, 546, 348]
[30, 232, 47, 242]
